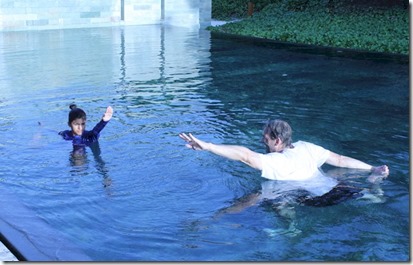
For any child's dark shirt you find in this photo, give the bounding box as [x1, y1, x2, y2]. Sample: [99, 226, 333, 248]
[59, 120, 108, 146]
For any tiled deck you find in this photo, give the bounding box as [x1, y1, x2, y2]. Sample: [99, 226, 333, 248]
[0, 241, 18, 261]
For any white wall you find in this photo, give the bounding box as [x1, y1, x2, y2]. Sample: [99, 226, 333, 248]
[0, 0, 211, 31]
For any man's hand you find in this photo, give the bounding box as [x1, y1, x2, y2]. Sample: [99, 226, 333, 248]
[371, 165, 389, 176]
[367, 165, 389, 183]
[179, 133, 207, 151]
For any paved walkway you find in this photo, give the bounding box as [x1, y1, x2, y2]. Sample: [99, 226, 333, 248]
[0, 241, 18, 261]
[210, 19, 241, 26]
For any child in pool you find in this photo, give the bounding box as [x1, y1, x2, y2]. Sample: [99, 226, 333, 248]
[59, 104, 113, 146]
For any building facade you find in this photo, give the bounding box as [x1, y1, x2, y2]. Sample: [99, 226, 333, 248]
[0, 0, 211, 31]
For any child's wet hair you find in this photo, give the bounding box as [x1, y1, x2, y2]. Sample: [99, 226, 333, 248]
[68, 104, 86, 125]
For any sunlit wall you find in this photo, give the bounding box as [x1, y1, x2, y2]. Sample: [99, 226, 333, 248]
[0, 0, 211, 31]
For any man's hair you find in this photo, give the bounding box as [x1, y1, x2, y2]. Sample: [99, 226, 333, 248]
[263, 119, 293, 147]
[68, 104, 86, 125]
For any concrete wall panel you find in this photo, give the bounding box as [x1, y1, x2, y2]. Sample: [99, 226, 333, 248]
[0, 0, 211, 31]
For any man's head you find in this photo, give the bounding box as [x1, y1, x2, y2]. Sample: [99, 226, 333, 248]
[262, 119, 293, 153]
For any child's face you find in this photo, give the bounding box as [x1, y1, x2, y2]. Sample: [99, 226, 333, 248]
[70, 118, 86, 136]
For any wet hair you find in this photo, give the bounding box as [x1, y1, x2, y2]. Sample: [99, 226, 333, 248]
[263, 119, 293, 148]
[68, 104, 86, 125]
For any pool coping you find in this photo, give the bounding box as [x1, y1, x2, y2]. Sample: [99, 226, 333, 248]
[0, 241, 17, 261]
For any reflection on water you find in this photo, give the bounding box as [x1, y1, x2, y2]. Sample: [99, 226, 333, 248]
[70, 143, 112, 192]
[70, 145, 89, 168]
[0, 25, 409, 261]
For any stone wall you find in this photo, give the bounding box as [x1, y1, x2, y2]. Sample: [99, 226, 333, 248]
[0, 0, 211, 31]
[123, 0, 161, 26]
[163, 0, 211, 29]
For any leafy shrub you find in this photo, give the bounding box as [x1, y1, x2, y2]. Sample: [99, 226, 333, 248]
[210, 1, 409, 55]
[212, 0, 281, 20]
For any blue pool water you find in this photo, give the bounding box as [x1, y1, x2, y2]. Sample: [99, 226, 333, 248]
[0, 25, 409, 261]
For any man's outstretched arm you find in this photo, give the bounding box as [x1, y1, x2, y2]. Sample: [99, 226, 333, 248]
[179, 133, 263, 170]
[326, 151, 389, 176]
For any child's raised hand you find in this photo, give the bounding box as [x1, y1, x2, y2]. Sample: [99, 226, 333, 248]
[102, 106, 114, 122]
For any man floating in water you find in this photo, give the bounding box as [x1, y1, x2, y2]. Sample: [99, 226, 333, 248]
[179, 119, 389, 235]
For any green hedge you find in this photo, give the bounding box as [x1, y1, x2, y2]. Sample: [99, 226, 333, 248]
[210, 0, 409, 55]
[212, 0, 279, 20]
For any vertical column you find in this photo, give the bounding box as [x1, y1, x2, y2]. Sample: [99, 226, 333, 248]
[163, 0, 211, 29]
[121, 0, 125, 20]
[161, 0, 165, 20]
[200, 0, 212, 28]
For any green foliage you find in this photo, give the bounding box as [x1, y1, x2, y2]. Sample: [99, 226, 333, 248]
[212, 0, 281, 20]
[210, 0, 409, 55]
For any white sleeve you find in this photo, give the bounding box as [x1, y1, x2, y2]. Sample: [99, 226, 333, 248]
[259, 153, 277, 180]
[304, 142, 330, 167]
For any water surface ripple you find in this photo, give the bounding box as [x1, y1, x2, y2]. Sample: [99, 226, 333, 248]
[0, 25, 409, 261]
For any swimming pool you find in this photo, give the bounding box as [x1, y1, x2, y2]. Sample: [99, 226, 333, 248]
[0, 24, 409, 261]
